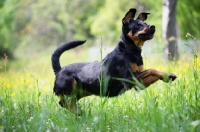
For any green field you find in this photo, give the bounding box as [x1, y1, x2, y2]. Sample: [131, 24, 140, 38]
[0, 48, 200, 132]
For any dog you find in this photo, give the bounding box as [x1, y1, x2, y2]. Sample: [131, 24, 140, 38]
[51, 8, 177, 115]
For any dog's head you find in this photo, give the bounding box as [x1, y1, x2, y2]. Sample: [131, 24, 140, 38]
[121, 8, 155, 47]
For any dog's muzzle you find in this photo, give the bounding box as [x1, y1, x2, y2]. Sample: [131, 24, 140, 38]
[138, 25, 155, 41]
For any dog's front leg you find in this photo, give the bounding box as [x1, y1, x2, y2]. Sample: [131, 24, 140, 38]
[135, 69, 176, 87]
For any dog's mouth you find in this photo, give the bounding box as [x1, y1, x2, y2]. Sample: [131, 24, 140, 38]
[137, 25, 155, 40]
[127, 25, 155, 47]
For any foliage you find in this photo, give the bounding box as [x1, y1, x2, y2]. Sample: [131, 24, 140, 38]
[15, 0, 104, 47]
[0, 0, 18, 58]
[177, 0, 200, 39]
[0, 0, 200, 57]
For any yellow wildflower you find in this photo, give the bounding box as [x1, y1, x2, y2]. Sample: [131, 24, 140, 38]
[11, 92, 15, 97]
[27, 73, 31, 77]
[185, 80, 189, 85]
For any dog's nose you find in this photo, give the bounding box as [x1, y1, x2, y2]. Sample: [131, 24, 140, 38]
[149, 25, 155, 29]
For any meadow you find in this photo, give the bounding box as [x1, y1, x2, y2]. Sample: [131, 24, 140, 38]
[0, 44, 200, 132]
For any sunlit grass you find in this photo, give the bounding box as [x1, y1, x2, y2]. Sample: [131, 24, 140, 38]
[0, 48, 200, 131]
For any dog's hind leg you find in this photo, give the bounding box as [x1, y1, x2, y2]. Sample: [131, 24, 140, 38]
[57, 81, 92, 116]
[59, 94, 82, 116]
[53, 71, 82, 115]
[135, 69, 176, 87]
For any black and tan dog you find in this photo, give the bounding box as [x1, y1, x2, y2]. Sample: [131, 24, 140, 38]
[51, 8, 176, 115]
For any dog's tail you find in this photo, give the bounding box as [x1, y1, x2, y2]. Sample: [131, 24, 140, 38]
[51, 40, 86, 75]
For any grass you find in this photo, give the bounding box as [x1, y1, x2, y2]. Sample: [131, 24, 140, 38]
[0, 46, 200, 132]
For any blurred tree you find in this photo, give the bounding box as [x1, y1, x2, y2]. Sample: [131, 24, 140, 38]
[177, 0, 200, 39]
[65, 0, 105, 41]
[15, 0, 104, 50]
[0, 0, 18, 58]
[0, 0, 5, 8]
[162, 0, 178, 61]
[17, 0, 69, 47]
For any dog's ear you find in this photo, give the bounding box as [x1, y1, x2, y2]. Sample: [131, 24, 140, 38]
[137, 12, 150, 21]
[122, 8, 137, 24]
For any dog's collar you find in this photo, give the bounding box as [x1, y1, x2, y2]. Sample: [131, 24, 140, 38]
[120, 38, 142, 50]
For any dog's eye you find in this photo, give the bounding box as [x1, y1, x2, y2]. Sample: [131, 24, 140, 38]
[138, 21, 147, 26]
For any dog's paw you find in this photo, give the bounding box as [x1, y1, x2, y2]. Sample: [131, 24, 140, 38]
[162, 74, 177, 82]
[169, 74, 177, 81]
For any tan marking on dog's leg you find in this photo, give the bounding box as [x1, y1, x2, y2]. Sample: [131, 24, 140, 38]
[130, 63, 139, 72]
[137, 69, 166, 79]
[69, 96, 82, 116]
[59, 95, 82, 116]
[58, 79, 93, 115]
[141, 76, 160, 87]
[136, 69, 170, 87]
[138, 65, 144, 72]
[58, 79, 83, 115]
[72, 80, 77, 91]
